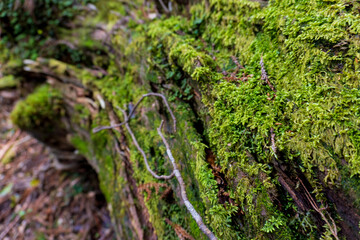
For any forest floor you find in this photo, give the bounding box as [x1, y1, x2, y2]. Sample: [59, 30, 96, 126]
[0, 88, 114, 240]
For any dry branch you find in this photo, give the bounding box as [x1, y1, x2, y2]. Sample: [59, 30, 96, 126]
[270, 127, 276, 155]
[298, 178, 339, 240]
[93, 93, 176, 133]
[157, 121, 217, 240]
[260, 56, 276, 92]
[231, 56, 244, 70]
[158, 0, 169, 12]
[121, 109, 175, 180]
[93, 92, 217, 239]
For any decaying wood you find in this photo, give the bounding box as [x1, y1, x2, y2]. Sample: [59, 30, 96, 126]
[93, 93, 217, 239]
[100, 98, 157, 240]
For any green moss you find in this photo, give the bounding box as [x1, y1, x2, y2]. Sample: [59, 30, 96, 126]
[120, 98, 208, 239]
[0, 75, 18, 89]
[8, 0, 360, 238]
[126, 0, 360, 238]
[70, 111, 137, 237]
[11, 84, 64, 130]
[73, 104, 92, 129]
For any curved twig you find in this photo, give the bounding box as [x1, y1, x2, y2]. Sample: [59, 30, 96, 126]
[121, 109, 174, 180]
[157, 121, 217, 240]
[298, 178, 339, 240]
[92, 93, 176, 133]
[93, 93, 216, 239]
[270, 127, 277, 155]
[260, 56, 276, 93]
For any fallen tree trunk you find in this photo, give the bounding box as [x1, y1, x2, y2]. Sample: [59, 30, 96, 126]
[4, 0, 360, 239]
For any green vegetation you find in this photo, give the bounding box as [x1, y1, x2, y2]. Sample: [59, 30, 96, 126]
[5, 0, 360, 239]
[0, 0, 95, 59]
[138, 0, 360, 238]
[0, 75, 18, 89]
[11, 84, 64, 130]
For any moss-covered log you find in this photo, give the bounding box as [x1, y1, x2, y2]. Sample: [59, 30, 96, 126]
[3, 0, 360, 239]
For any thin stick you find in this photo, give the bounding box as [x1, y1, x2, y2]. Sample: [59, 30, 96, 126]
[93, 93, 176, 133]
[0, 129, 21, 162]
[121, 109, 174, 180]
[230, 56, 244, 70]
[158, 0, 170, 13]
[298, 179, 339, 240]
[157, 121, 217, 240]
[260, 56, 276, 92]
[270, 127, 276, 154]
[0, 195, 31, 239]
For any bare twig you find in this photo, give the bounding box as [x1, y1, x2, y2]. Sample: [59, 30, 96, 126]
[270, 127, 276, 154]
[121, 109, 174, 180]
[260, 56, 276, 92]
[158, 0, 170, 13]
[92, 93, 176, 133]
[44, 39, 77, 50]
[277, 175, 306, 211]
[0, 195, 31, 239]
[298, 179, 339, 240]
[0, 129, 21, 162]
[231, 56, 244, 70]
[222, 57, 247, 83]
[165, 218, 195, 240]
[168, 1, 172, 12]
[93, 93, 216, 239]
[157, 121, 217, 240]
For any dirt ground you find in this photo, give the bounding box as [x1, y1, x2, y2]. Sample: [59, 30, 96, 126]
[0, 88, 114, 240]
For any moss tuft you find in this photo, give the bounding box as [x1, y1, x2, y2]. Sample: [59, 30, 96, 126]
[11, 84, 64, 130]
